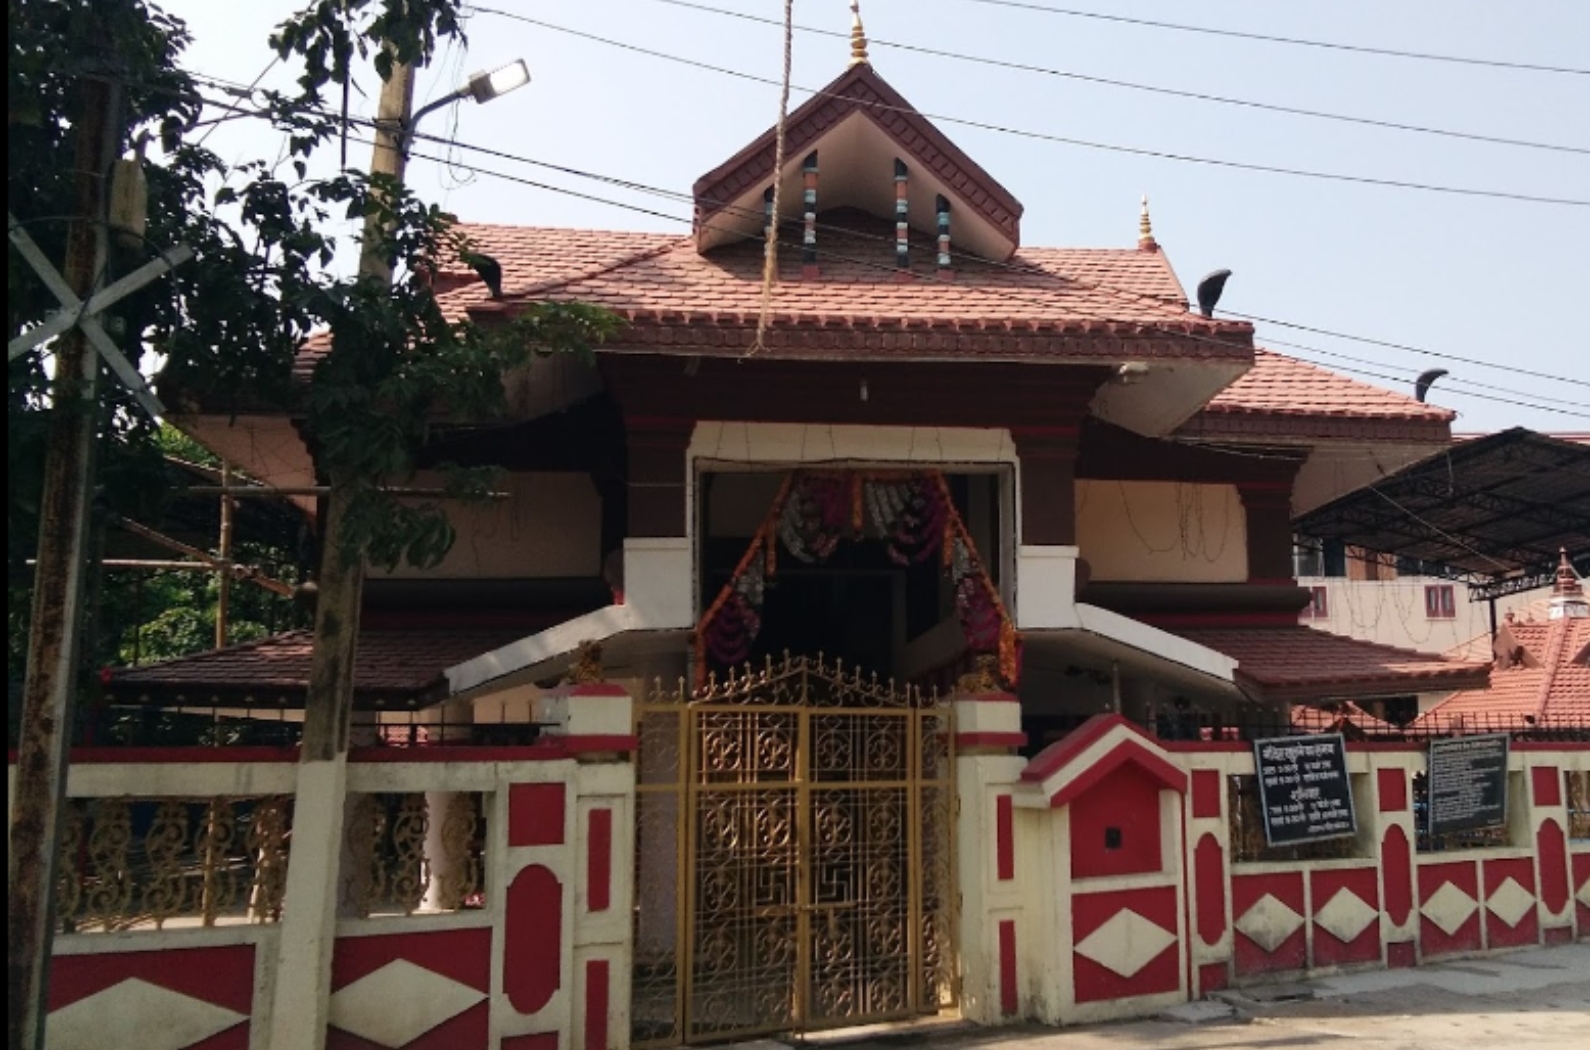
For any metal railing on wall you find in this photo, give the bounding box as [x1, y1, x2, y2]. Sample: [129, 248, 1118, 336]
[7, 704, 549, 749]
[55, 795, 292, 933]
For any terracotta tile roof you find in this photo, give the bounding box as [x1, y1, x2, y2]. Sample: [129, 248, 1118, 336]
[1173, 625, 1490, 702]
[295, 211, 1250, 379]
[1420, 618, 1590, 727]
[1176, 348, 1455, 443]
[1203, 349, 1452, 421]
[1290, 699, 1400, 736]
[107, 627, 530, 704]
[297, 228, 1449, 445]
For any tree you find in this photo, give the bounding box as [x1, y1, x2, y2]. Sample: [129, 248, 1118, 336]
[8, 2, 615, 1042]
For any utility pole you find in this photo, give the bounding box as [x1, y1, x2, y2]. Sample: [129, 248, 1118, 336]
[215, 462, 233, 648]
[263, 57, 414, 1050]
[7, 70, 121, 1050]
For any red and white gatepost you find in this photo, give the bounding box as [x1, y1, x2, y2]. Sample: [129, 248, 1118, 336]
[520, 680, 637, 1050]
[952, 688, 1028, 1023]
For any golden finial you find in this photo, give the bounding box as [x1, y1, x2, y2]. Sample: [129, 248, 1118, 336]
[1138, 194, 1158, 251]
[849, 0, 870, 66]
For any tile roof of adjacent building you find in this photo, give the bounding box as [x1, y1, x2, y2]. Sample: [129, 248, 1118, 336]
[107, 627, 533, 705]
[1174, 625, 1490, 702]
[1419, 558, 1590, 728]
[1290, 699, 1401, 736]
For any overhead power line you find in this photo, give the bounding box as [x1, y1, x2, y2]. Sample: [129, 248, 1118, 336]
[959, 0, 1590, 76]
[643, 0, 1588, 155]
[463, 7, 1590, 208]
[311, 120, 1590, 421]
[167, 74, 1590, 405]
[1219, 313, 1590, 389]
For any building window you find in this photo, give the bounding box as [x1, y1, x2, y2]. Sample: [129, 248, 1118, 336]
[1293, 537, 1324, 577]
[1300, 585, 1329, 619]
[1424, 584, 1456, 619]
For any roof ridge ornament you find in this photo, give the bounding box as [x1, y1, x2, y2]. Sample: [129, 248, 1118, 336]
[850, 0, 870, 66]
[1138, 194, 1159, 252]
[1548, 547, 1587, 619]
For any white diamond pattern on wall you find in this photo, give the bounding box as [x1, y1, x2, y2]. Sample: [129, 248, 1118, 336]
[1074, 907, 1178, 978]
[1486, 876, 1535, 929]
[1234, 893, 1305, 954]
[328, 958, 486, 1048]
[1420, 880, 1479, 938]
[47, 978, 245, 1050]
[1314, 887, 1379, 944]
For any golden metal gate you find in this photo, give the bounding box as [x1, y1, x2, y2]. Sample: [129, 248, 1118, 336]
[633, 656, 957, 1046]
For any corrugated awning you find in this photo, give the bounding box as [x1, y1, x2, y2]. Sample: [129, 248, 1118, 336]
[1292, 428, 1590, 590]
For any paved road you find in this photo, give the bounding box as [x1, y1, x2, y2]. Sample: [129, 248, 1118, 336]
[787, 942, 1590, 1050]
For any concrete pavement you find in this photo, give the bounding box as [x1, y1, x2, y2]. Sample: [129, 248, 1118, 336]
[789, 942, 1590, 1050]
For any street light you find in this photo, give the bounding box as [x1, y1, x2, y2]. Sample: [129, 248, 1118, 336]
[404, 59, 530, 153]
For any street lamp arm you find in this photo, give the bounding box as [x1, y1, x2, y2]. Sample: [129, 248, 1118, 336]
[397, 60, 529, 158]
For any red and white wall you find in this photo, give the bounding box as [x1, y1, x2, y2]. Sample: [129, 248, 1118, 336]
[14, 699, 1587, 1048]
[964, 717, 1590, 1029]
[13, 683, 635, 1050]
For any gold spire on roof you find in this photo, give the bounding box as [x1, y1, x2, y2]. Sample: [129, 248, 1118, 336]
[849, 1, 870, 66]
[1138, 194, 1158, 251]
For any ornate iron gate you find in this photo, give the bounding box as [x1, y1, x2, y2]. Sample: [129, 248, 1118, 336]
[633, 656, 956, 1046]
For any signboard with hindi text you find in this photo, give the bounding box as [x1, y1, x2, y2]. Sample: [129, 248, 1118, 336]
[1252, 734, 1357, 847]
[1427, 734, 1510, 836]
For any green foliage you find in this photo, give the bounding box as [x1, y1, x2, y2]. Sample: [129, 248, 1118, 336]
[8, 0, 621, 683]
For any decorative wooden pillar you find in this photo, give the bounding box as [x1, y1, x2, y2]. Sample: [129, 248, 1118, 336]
[625, 418, 693, 539]
[936, 194, 953, 281]
[893, 158, 910, 276]
[801, 151, 819, 279]
[1237, 480, 1296, 583]
[1012, 426, 1080, 546]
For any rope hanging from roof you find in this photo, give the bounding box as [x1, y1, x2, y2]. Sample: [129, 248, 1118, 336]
[693, 469, 1020, 690]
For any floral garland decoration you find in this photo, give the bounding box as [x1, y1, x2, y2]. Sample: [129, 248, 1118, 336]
[694, 470, 1019, 689]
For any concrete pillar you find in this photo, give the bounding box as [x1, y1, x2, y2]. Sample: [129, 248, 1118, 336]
[953, 691, 1028, 1024]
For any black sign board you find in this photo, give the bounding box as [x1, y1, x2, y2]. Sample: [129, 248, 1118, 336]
[1427, 734, 1510, 836]
[1253, 734, 1357, 846]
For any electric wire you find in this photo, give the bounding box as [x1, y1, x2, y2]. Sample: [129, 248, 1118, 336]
[462, 7, 1590, 208]
[354, 111, 1590, 412]
[957, 0, 1590, 76]
[642, 0, 1589, 155]
[174, 67, 1590, 394]
[141, 71, 1590, 418]
[369, 133, 1590, 421]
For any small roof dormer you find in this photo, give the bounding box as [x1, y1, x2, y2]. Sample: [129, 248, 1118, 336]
[692, 4, 1023, 261]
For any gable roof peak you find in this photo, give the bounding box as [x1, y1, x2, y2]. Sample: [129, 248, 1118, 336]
[692, 62, 1023, 260]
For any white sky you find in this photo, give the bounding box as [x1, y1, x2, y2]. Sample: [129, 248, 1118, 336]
[162, 0, 1590, 434]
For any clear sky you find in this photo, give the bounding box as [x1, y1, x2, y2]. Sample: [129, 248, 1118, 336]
[163, 0, 1590, 433]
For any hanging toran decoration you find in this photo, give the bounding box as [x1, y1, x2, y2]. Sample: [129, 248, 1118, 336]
[694, 469, 1020, 689]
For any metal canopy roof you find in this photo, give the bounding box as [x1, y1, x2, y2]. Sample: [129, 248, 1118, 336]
[1292, 428, 1590, 593]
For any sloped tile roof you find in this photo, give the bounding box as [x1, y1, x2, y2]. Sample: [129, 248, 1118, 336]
[1174, 625, 1490, 701]
[108, 627, 531, 704]
[1420, 618, 1590, 727]
[1203, 349, 1452, 422]
[296, 211, 1248, 378]
[295, 223, 1450, 443]
[1290, 699, 1401, 736]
